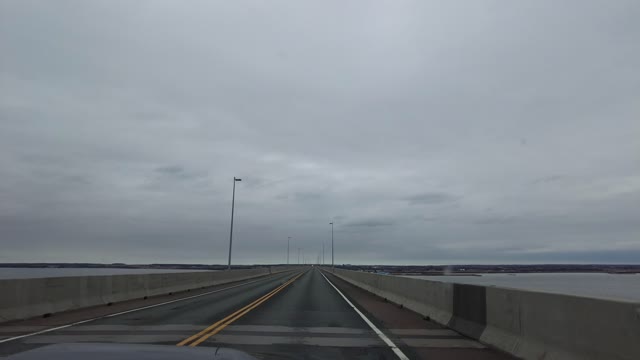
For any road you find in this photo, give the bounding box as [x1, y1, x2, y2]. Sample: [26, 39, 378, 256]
[0, 267, 514, 359]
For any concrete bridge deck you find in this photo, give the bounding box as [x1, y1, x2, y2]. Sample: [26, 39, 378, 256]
[0, 267, 512, 359]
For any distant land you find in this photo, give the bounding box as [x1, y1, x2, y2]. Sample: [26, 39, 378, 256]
[341, 264, 640, 275]
[1, 263, 639, 274]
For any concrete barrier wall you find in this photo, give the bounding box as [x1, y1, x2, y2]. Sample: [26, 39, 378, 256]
[0, 267, 301, 323]
[325, 267, 640, 360]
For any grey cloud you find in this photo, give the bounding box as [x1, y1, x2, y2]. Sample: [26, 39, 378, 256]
[1, 0, 639, 265]
[293, 192, 325, 202]
[153, 165, 206, 181]
[343, 219, 395, 228]
[62, 175, 91, 185]
[155, 165, 185, 175]
[405, 192, 457, 205]
[474, 216, 520, 225]
[272, 191, 326, 202]
[532, 175, 564, 184]
[242, 177, 278, 189]
[419, 217, 443, 223]
[274, 193, 289, 201]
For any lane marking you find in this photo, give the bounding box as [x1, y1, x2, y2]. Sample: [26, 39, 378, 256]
[0, 272, 294, 345]
[176, 276, 293, 346]
[224, 325, 371, 334]
[195, 334, 381, 347]
[184, 272, 305, 347]
[22, 334, 483, 348]
[190, 273, 303, 346]
[179, 271, 305, 347]
[320, 271, 411, 360]
[190, 272, 306, 346]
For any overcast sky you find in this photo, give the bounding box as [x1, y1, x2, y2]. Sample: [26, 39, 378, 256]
[1, 0, 639, 265]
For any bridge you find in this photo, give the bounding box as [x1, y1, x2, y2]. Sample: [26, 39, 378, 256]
[0, 267, 638, 359]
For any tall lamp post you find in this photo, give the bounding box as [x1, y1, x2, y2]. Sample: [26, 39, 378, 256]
[329, 222, 334, 269]
[287, 237, 291, 265]
[227, 177, 242, 270]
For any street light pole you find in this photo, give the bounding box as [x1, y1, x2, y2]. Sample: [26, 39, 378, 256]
[322, 241, 324, 265]
[298, 248, 300, 264]
[329, 222, 334, 269]
[287, 237, 291, 265]
[227, 177, 242, 270]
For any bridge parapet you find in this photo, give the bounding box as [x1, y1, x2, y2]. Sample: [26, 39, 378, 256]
[323, 267, 640, 360]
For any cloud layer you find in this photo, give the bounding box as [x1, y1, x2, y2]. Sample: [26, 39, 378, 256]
[1, 0, 639, 264]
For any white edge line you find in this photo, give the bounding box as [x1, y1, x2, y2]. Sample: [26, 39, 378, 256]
[0, 272, 293, 344]
[319, 270, 411, 360]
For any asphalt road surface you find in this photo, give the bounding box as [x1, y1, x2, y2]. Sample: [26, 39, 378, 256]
[0, 267, 514, 359]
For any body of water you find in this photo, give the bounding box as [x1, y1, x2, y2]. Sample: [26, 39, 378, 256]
[402, 273, 640, 302]
[0, 267, 216, 279]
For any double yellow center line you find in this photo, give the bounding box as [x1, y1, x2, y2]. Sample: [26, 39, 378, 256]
[177, 271, 305, 347]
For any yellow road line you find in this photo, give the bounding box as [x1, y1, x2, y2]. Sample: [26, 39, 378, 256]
[177, 271, 304, 347]
[184, 272, 304, 347]
[189, 271, 304, 346]
[176, 276, 294, 346]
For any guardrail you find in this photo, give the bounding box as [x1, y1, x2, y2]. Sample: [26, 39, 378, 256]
[324, 267, 640, 360]
[0, 266, 302, 323]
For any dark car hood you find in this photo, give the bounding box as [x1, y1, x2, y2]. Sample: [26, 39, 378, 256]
[4, 343, 259, 360]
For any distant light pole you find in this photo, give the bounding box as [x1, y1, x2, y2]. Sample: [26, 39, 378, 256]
[227, 177, 242, 270]
[329, 222, 334, 269]
[287, 237, 291, 265]
[298, 248, 301, 264]
[322, 241, 325, 265]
